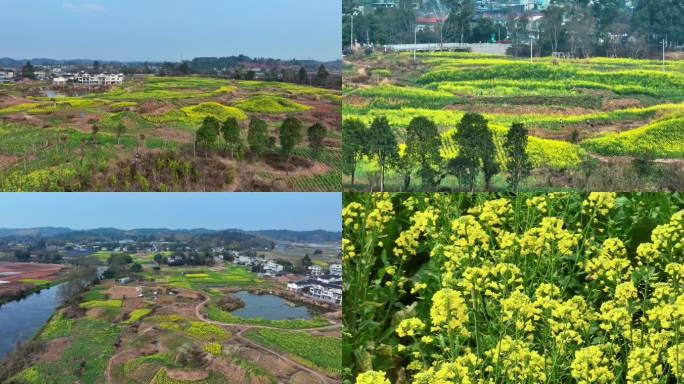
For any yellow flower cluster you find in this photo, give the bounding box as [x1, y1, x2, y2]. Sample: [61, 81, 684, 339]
[413, 351, 481, 384]
[585, 238, 632, 288]
[525, 195, 548, 214]
[651, 209, 684, 257]
[484, 337, 547, 383]
[571, 345, 615, 384]
[430, 288, 469, 334]
[441, 215, 491, 279]
[500, 290, 541, 333]
[519, 217, 578, 258]
[396, 317, 425, 338]
[467, 198, 512, 232]
[626, 346, 662, 384]
[356, 370, 391, 384]
[549, 296, 593, 346]
[459, 263, 523, 299]
[394, 208, 438, 260]
[343, 202, 364, 228]
[582, 192, 617, 216]
[342, 237, 356, 261]
[667, 343, 684, 380]
[365, 194, 394, 231]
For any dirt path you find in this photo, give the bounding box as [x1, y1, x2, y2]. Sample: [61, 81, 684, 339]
[103, 292, 340, 384]
[105, 326, 156, 384]
[588, 152, 684, 166]
[192, 294, 340, 384]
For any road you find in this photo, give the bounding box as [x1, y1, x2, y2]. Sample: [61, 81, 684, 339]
[105, 291, 340, 384]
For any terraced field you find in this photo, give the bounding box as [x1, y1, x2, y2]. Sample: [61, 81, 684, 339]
[7, 264, 341, 384]
[343, 52, 684, 190]
[0, 76, 341, 191]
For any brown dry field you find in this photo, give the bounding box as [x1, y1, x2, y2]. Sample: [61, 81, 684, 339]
[0, 262, 67, 297]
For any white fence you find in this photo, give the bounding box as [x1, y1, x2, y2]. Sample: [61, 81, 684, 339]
[384, 43, 511, 55]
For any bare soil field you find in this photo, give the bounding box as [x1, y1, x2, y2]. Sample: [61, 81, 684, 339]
[0, 262, 66, 298]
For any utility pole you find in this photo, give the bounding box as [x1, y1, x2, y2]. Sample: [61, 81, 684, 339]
[414, 26, 418, 62]
[350, 13, 354, 51]
[530, 38, 533, 63]
[663, 39, 666, 72]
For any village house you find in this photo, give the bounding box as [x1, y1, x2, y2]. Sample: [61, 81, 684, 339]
[308, 265, 322, 276]
[287, 278, 342, 305]
[329, 263, 342, 276]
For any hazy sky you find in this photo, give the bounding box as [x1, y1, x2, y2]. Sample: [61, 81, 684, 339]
[1, 0, 341, 61]
[0, 193, 341, 232]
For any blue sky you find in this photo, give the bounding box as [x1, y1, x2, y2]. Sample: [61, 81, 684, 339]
[0, 193, 341, 231]
[1, 0, 341, 61]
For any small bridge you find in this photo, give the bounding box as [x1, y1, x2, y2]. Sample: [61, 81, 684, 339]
[384, 43, 511, 55]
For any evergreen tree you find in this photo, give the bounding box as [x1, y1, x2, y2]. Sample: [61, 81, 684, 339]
[367, 116, 398, 192]
[247, 117, 269, 157]
[342, 119, 367, 186]
[279, 116, 304, 159]
[406, 116, 443, 190]
[307, 123, 326, 158]
[221, 117, 241, 159]
[504, 122, 532, 191]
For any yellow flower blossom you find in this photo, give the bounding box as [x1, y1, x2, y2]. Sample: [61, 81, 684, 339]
[626, 346, 662, 384]
[396, 317, 425, 338]
[430, 288, 469, 334]
[571, 345, 615, 384]
[356, 370, 391, 384]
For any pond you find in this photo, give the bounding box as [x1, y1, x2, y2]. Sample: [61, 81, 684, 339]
[0, 283, 64, 359]
[231, 291, 315, 320]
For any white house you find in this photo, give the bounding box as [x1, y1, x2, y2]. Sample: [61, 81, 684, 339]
[329, 263, 342, 276]
[264, 260, 284, 274]
[287, 278, 342, 305]
[308, 265, 322, 276]
[73, 72, 124, 85]
[53, 76, 67, 86]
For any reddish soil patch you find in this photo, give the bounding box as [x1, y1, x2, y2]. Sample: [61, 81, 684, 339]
[447, 103, 596, 116]
[0, 94, 34, 108]
[105, 285, 142, 299]
[2, 112, 42, 125]
[154, 127, 193, 142]
[138, 101, 175, 115]
[42, 337, 70, 362]
[602, 98, 642, 110]
[0, 154, 19, 170]
[0, 262, 66, 297]
[167, 369, 210, 381]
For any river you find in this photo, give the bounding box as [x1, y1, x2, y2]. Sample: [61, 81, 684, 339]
[0, 283, 64, 359]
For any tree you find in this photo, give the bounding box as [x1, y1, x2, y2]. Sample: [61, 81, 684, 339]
[301, 254, 313, 267]
[221, 117, 241, 158]
[447, 112, 498, 191]
[153, 253, 163, 265]
[316, 64, 329, 85]
[504, 122, 532, 191]
[178, 62, 191, 75]
[471, 17, 498, 43]
[444, 0, 475, 44]
[342, 119, 367, 187]
[367, 116, 398, 192]
[279, 116, 303, 159]
[14, 250, 31, 261]
[130, 263, 142, 273]
[21, 61, 35, 79]
[540, 5, 566, 54]
[195, 117, 220, 157]
[307, 123, 326, 158]
[91, 125, 99, 145]
[406, 116, 444, 190]
[247, 117, 269, 157]
[298, 66, 308, 84]
[115, 123, 126, 145]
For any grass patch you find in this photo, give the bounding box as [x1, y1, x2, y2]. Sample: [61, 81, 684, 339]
[79, 299, 123, 309]
[244, 328, 341, 373]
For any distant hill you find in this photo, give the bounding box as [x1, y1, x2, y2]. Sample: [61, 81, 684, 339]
[0, 227, 340, 244]
[250, 229, 341, 243]
[0, 56, 342, 72]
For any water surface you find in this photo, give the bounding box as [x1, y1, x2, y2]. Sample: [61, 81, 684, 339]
[232, 291, 314, 320]
[0, 284, 63, 359]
